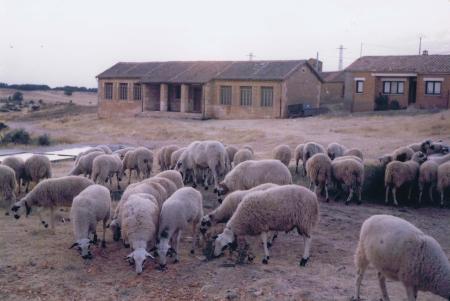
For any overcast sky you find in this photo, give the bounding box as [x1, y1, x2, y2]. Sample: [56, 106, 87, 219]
[1, 0, 449, 87]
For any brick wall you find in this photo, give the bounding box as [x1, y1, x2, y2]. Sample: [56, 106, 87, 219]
[284, 65, 321, 110]
[416, 74, 450, 109]
[350, 72, 376, 112]
[375, 77, 410, 109]
[321, 82, 344, 105]
[98, 78, 142, 118]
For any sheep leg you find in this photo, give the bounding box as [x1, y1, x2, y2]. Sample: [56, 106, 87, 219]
[345, 188, 354, 205]
[173, 230, 182, 263]
[128, 170, 132, 185]
[392, 187, 399, 206]
[116, 173, 121, 190]
[190, 222, 197, 254]
[260, 232, 270, 264]
[36, 207, 49, 228]
[440, 190, 445, 208]
[418, 185, 423, 204]
[49, 206, 55, 233]
[378, 272, 390, 301]
[428, 185, 435, 203]
[384, 186, 390, 204]
[299, 236, 312, 266]
[325, 184, 330, 202]
[357, 187, 362, 205]
[101, 219, 107, 248]
[405, 285, 417, 301]
[407, 184, 413, 201]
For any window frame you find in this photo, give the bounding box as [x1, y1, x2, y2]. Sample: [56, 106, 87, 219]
[355, 80, 364, 93]
[133, 83, 142, 101]
[425, 81, 442, 95]
[260, 87, 274, 107]
[119, 83, 128, 100]
[240, 86, 252, 106]
[220, 86, 232, 105]
[105, 82, 113, 100]
[382, 81, 404, 95]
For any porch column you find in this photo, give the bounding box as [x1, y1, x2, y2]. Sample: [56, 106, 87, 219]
[160, 83, 168, 111]
[180, 84, 189, 113]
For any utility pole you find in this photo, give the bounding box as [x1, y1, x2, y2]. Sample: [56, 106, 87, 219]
[360, 42, 363, 57]
[337, 45, 345, 70]
[247, 52, 254, 61]
[418, 36, 423, 55]
[315, 51, 319, 71]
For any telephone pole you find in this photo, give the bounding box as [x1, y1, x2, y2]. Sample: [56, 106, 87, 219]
[337, 45, 345, 70]
[247, 52, 255, 61]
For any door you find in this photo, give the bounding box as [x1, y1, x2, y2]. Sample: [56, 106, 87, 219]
[193, 87, 202, 113]
[408, 78, 417, 104]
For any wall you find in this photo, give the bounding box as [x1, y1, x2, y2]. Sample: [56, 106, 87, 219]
[375, 77, 410, 109]
[144, 84, 160, 111]
[416, 74, 450, 109]
[97, 78, 142, 118]
[321, 82, 344, 105]
[349, 71, 376, 112]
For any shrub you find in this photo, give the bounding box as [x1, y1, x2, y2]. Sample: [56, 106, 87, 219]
[374, 94, 389, 111]
[389, 100, 401, 110]
[37, 133, 51, 146]
[64, 89, 73, 96]
[2, 128, 31, 144]
[0, 122, 8, 131]
[12, 91, 23, 102]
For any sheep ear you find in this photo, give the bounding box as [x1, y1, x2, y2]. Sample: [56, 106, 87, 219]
[145, 252, 154, 259]
[69, 242, 78, 249]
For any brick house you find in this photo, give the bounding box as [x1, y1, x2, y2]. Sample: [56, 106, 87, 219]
[96, 60, 323, 119]
[345, 54, 450, 112]
[320, 70, 345, 105]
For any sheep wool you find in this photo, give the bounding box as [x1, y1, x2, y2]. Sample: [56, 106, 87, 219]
[225, 145, 238, 166]
[155, 170, 184, 189]
[327, 142, 346, 160]
[23, 154, 52, 192]
[233, 149, 254, 167]
[113, 147, 135, 160]
[306, 153, 332, 200]
[302, 142, 326, 176]
[343, 148, 364, 160]
[0, 165, 17, 212]
[2, 156, 25, 192]
[437, 161, 450, 207]
[69, 151, 104, 178]
[294, 143, 305, 174]
[272, 144, 292, 167]
[144, 176, 177, 197]
[122, 147, 154, 183]
[418, 160, 438, 204]
[170, 147, 186, 170]
[331, 157, 364, 205]
[392, 146, 414, 162]
[92, 154, 123, 189]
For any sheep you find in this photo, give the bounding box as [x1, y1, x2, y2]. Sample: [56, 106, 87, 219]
[217, 160, 292, 200]
[158, 145, 179, 171]
[384, 151, 427, 206]
[418, 160, 438, 204]
[233, 149, 254, 167]
[331, 157, 364, 205]
[334, 155, 363, 163]
[305, 153, 332, 201]
[213, 185, 319, 266]
[97, 144, 112, 154]
[68, 151, 104, 178]
[176, 143, 197, 184]
[242, 145, 254, 155]
[11, 176, 94, 231]
[23, 154, 52, 192]
[155, 170, 184, 189]
[2, 156, 24, 193]
[225, 145, 238, 168]
[428, 142, 449, 155]
[122, 147, 154, 184]
[144, 176, 177, 197]
[408, 139, 432, 153]
[170, 147, 186, 170]
[157, 187, 203, 269]
[354, 214, 450, 301]
[392, 146, 414, 162]
[92, 154, 123, 189]
[121, 193, 159, 274]
[113, 147, 135, 160]
[294, 143, 305, 174]
[343, 148, 364, 160]
[327, 142, 346, 160]
[272, 144, 292, 167]
[379, 154, 393, 167]
[0, 165, 16, 215]
[69, 185, 111, 259]
[437, 161, 450, 207]
[75, 147, 106, 163]
[302, 142, 325, 176]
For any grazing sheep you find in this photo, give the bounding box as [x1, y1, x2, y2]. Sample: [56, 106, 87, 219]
[75, 147, 106, 163]
[0, 165, 16, 214]
[385, 151, 427, 206]
[157, 187, 203, 269]
[11, 176, 94, 231]
[408, 139, 432, 153]
[327, 142, 346, 160]
[144, 176, 177, 197]
[418, 160, 438, 204]
[225, 145, 238, 168]
[233, 149, 254, 167]
[392, 146, 414, 162]
[354, 214, 450, 301]
[379, 154, 393, 167]
[331, 157, 364, 205]
[2, 156, 24, 193]
[69, 185, 111, 259]
[155, 170, 183, 189]
[170, 147, 186, 170]
[343, 148, 364, 160]
[217, 160, 292, 199]
[122, 147, 154, 184]
[242, 145, 254, 155]
[158, 145, 179, 171]
[272, 144, 292, 167]
[68, 151, 104, 178]
[428, 153, 450, 165]
[92, 154, 123, 189]
[437, 161, 450, 207]
[113, 147, 135, 160]
[23, 154, 52, 192]
[306, 153, 332, 201]
[333, 155, 363, 163]
[294, 144, 305, 174]
[428, 142, 449, 155]
[176, 144, 197, 184]
[121, 193, 159, 274]
[97, 144, 112, 154]
[213, 185, 319, 266]
[302, 142, 325, 176]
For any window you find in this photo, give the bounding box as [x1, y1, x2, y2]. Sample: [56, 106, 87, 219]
[240, 86, 252, 106]
[260, 87, 273, 107]
[119, 83, 128, 100]
[133, 84, 142, 100]
[425, 81, 441, 95]
[174, 85, 181, 99]
[220, 86, 232, 105]
[105, 83, 113, 100]
[383, 81, 404, 94]
[356, 80, 364, 93]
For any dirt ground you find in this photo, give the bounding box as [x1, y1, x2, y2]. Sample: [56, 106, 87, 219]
[1, 106, 450, 301]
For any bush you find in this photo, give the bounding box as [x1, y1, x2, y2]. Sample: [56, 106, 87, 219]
[37, 133, 51, 146]
[2, 128, 31, 144]
[0, 122, 8, 131]
[12, 91, 23, 102]
[389, 100, 401, 110]
[64, 89, 73, 96]
[374, 94, 389, 111]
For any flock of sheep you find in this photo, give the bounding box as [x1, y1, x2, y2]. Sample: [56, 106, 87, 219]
[0, 138, 450, 301]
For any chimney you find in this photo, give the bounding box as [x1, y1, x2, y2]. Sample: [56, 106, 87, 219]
[422, 50, 429, 56]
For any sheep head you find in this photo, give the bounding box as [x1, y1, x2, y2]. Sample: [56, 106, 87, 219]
[213, 227, 235, 257]
[126, 248, 153, 275]
[216, 183, 229, 196]
[200, 214, 213, 234]
[412, 151, 427, 164]
[157, 228, 171, 268]
[70, 238, 92, 259]
[109, 219, 121, 241]
[10, 198, 31, 219]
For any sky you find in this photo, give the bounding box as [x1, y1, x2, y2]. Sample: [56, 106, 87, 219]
[1, 0, 449, 87]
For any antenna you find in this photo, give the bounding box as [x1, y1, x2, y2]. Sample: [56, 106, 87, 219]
[316, 51, 319, 71]
[247, 52, 255, 61]
[337, 45, 346, 70]
[418, 36, 423, 55]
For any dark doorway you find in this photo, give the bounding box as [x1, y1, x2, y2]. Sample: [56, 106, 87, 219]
[408, 78, 417, 104]
[192, 86, 202, 113]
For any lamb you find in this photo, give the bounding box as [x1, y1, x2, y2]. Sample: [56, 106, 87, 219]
[2, 156, 24, 193]
[23, 154, 52, 192]
[302, 142, 325, 176]
[155, 170, 184, 189]
[343, 148, 364, 160]
[68, 151, 104, 178]
[327, 142, 346, 160]
[121, 193, 159, 274]
[113, 147, 135, 160]
[305, 153, 332, 201]
[354, 214, 450, 301]
[233, 149, 254, 167]
[11, 176, 94, 231]
[437, 161, 450, 207]
[170, 147, 186, 170]
[92, 154, 123, 189]
[225, 145, 238, 168]
[294, 143, 305, 174]
[272, 144, 292, 167]
[0, 165, 16, 214]
[392, 146, 414, 162]
[213, 185, 319, 266]
[122, 147, 154, 184]
[331, 157, 364, 205]
[217, 160, 292, 199]
[385, 151, 427, 206]
[157, 187, 203, 269]
[69, 185, 111, 259]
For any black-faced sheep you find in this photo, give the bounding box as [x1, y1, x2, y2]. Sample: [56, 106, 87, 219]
[170, 147, 186, 170]
[213, 185, 319, 266]
[122, 147, 154, 184]
[0, 165, 17, 214]
[354, 214, 450, 301]
[2, 156, 24, 193]
[272, 144, 292, 167]
[305, 153, 332, 201]
[428, 142, 449, 155]
[331, 157, 364, 205]
[302, 142, 325, 176]
[294, 143, 305, 174]
[23, 154, 52, 192]
[408, 139, 432, 153]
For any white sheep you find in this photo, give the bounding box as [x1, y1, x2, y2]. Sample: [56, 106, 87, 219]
[385, 151, 427, 206]
[418, 160, 438, 204]
[343, 148, 364, 160]
[294, 143, 305, 174]
[233, 149, 254, 167]
[113, 146, 135, 160]
[69, 185, 111, 259]
[354, 214, 450, 301]
[302, 142, 325, 176]
[225, 145, 238, 169]
[97, 144, 112, 154]
[437, 161, 450, 207]
[23, 154, 52, 192]
[217, 160, 292, 201]
[213, 185, 319, 266]
[155, 170, 184, 189]
[143, 176, 177, 197]
[272, 144, 292, 167]
[170, 147, 186, 170]
[327, 142, 346, 160]
[0, 165, 17, 215]
[175, 143, 197, 184]
[158, 145, 179, 171]
[122, 147, 154, 184]
[68, 151, 104, 178]
[392, 146, 414, 162]
[2, 156, 24, 193]
[75, 146, 106, 163]
[428, 142, 449, 155]
[331, 157, 364, 205]
[306, 153, 332, 201]
[121, 193, 159, 274]
[408, 139, 432, 153]
[242, 145, 254, 154]
[157, 187, 203, 269]
[92, 154, 124, 189]
[11, 176, 94, 231]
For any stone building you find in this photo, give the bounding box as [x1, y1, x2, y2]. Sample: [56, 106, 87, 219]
[96, 60, 323, 119]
